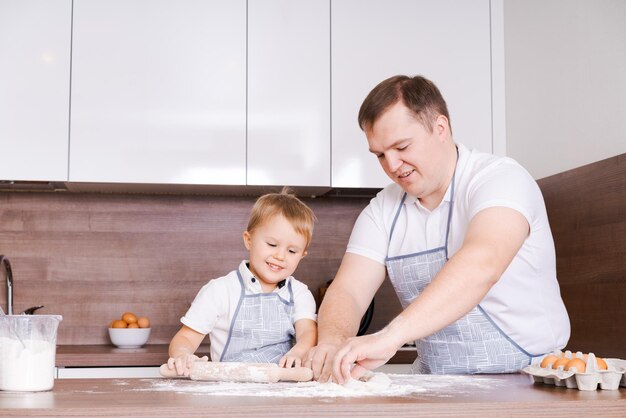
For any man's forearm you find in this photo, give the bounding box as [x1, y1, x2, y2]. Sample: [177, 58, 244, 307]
[317, 288, 364, 345]
[317, 253, 386, 345]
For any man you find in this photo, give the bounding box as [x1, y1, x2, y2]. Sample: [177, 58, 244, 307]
[308, 75, 570, 383]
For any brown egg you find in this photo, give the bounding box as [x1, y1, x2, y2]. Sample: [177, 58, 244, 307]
[122, 312, 138, 325]
[127, 322, 139, 328]
[596, 357, 608, 370]
[111, 319, 128, 328]
[540, 355, 559, 368]
[552, 357, 570, 369]
[137, 317, 150, 328]
[565, 358, 586, 373]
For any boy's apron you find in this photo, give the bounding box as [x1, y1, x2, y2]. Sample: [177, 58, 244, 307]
[220, 271, 295, 363]
[385, 170, 532, 374]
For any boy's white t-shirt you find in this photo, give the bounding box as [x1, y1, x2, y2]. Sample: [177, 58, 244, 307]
[181, 260, 317, 361]
[347, 143, 570, 356]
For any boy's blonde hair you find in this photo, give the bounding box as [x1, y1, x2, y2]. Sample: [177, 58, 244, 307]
[247, 188, 317, 249]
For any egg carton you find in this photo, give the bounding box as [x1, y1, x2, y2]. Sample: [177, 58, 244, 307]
[522, 351, 626, 391]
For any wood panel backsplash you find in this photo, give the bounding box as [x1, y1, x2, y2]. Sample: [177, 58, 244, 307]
[3, 154, 622, 353]
[537, 153, 625, 358]
[0, 191, 402, 345]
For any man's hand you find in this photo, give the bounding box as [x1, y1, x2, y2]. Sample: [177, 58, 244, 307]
[307, 341, 343, 382]
[332, 328, 404, 384]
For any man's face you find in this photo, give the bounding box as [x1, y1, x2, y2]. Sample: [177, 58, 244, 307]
[365, 101, 451, 204]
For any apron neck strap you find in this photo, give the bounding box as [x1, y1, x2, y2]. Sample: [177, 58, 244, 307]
[443, 146, 460, 257]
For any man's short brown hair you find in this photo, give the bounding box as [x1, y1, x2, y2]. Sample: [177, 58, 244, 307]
[358, 75, 451, 134]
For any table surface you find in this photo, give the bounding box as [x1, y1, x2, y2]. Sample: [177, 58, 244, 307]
[1, 373, 625, 417]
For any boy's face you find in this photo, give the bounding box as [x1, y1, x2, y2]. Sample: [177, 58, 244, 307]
[243, 214, 307, 292]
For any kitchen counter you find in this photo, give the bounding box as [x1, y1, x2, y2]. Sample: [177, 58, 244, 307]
[56, 344, 418, 367]
[55, 344, 211, 367]
[1, 374, 624, 417]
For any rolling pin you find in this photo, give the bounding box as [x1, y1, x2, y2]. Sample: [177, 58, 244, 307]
[159, 361, 313, 383]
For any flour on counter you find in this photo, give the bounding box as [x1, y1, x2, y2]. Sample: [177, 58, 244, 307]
[135, 373, 503, 398]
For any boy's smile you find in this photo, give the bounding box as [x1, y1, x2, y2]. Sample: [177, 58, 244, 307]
[266, 261, 284, 272]
[243, 214, 308, 292]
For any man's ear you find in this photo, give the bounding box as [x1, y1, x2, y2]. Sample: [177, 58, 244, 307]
[242, 231, 252, 250]
[435, 114, 450, 137]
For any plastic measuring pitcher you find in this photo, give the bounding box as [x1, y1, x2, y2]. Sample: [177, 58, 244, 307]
[0, 315, 63, 391]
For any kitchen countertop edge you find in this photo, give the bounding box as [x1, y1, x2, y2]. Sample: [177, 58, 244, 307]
[56, 344, 417, 367]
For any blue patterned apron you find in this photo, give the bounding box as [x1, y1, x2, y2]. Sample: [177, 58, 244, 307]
[385, 170, 532, 374]
[220, 270, 295, 363]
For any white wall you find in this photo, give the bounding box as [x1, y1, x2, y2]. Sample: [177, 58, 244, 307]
[504, 0, 626, 179]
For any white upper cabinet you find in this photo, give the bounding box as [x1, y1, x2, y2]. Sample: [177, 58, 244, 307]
[0, 0, 71, 181]
[70, 0, 247, 185]
[247, 0, 331, 187]
[331, 0, 495, 188]
[3, 0, 499, 189]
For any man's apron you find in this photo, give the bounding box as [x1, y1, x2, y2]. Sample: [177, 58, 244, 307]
[385, 171, 532, 374]
[220, 271, 295, 363]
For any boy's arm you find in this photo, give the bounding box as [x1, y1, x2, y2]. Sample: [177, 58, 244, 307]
[166, 325, 207, 376]
[279, 318, 317, 368]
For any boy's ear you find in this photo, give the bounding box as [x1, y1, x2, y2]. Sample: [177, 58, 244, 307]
[242, 231, 252, 250]
[301, 250, 308, 258]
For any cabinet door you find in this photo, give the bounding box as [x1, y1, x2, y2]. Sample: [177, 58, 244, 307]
[332, 0, 494, 188]
[70, 0, 246, 185]
[247, 0, 330, 187]
[0, 0, 71, 181]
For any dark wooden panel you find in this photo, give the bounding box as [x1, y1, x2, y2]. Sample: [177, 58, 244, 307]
[537, 153, 626, 358]
[0, 191, 403, 345]
[3, 151, 623, 359]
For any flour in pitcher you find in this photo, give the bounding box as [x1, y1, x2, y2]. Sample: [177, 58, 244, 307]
[0, 337, 56, 391]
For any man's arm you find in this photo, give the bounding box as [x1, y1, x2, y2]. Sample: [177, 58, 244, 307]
[333, 206, 530, 383]
[309, 252, 386, 381]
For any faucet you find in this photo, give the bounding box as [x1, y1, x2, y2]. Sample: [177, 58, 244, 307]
[1, 255, 13, 315]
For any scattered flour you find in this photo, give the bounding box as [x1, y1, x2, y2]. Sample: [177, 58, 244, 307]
[0, 336, 56, 391]
[135, 373, 503, 398]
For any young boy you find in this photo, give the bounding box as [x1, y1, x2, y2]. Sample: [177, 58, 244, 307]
[166, 189, 318, 376]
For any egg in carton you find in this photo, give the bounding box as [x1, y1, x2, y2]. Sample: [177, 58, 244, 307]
[522, 350, 626, 391]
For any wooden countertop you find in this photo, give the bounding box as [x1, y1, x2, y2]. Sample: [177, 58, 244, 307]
[56, 344, 417, 367]
[1, 374, 624, 417]
[56, 344, 211, 367]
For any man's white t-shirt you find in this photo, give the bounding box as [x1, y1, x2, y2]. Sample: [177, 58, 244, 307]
[181, 260, 317, 361]
[347, 143, 570, 355]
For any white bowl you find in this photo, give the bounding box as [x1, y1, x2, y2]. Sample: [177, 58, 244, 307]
[108, 327, 151, 348]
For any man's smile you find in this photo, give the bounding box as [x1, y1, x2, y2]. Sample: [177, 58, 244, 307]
[397, 169, 415, 179]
